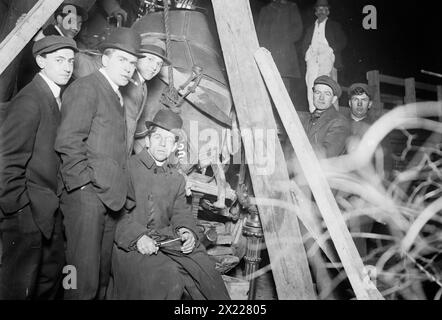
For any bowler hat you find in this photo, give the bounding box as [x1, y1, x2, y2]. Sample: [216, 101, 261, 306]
[137, 109, 183, 138]
[54, 2, 88, 21]
[314, 75, 342, 98]
[315, 0, 330, 8]
[139, 37, 171, 65]
[348, 83, 373, 99]
[98, 27, 144, 58]
[32, 35, 78, 57]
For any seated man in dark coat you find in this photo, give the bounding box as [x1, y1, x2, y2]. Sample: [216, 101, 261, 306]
[109, 109, 230, 300]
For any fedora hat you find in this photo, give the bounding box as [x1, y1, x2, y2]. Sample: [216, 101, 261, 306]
[136, 109, 183, 138]
[139, 37, 171, 65]
[98, 27, 144, 58]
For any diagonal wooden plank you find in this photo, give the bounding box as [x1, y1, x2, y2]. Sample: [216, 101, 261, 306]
[211, 0, 315, 299]
[0, 0, 64, 75]
[254, 47, 384, 300]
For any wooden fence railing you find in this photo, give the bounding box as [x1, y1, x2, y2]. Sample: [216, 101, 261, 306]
[366, 70, 442, 112]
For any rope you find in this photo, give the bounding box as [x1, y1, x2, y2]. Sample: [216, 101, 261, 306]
[163, 0, 174, 90]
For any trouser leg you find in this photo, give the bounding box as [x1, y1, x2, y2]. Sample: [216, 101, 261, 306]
[0, 206, 41, 299]
[61, 186, 107, 300]
[34, 210, 65, 300]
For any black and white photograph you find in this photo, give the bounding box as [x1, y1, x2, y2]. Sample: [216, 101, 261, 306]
[0, 0, 441, 308]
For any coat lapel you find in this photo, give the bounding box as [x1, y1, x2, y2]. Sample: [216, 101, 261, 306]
[33, 74, 60, 122]
[95, 71, 124, 111]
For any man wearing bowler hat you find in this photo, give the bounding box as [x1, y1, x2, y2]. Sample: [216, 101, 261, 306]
[121, 37, 171, 155]
[55, 27, 143, 299]
[0, 35, 77, 299]
[109, 109, 230, 299]
[302, 75, 350, 158]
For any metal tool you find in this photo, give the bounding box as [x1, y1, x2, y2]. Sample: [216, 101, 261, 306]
[156, 237, 181, 247]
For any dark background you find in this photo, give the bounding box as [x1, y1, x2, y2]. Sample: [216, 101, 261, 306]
[249, 0, 442, 88]
[250, 0, 442, 86]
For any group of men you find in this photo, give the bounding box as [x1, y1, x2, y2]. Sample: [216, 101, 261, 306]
[0, 11, 229, 299]
[0, 0, 382, 300]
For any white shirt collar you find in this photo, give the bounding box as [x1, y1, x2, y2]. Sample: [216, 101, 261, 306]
[351, 113, 367, 122]
[147, 149, 166, 167]
[136, 70, 146, 85]
[38, 72, 61, 99]
[99, 68, 120, 94]
[316, 17, 328, 26]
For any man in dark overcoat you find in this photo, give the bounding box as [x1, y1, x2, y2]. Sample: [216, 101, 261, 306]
[0, 36, 77, 299]
[54, 27, 143, 299]
[109, 109, 230, 300]
[256, 0, 303, 102]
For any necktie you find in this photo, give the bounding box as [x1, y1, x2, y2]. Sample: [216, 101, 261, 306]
[55, 96, 62, 109]
[116, 90, 124, 107]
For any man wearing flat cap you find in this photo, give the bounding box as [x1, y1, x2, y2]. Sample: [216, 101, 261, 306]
[302, 75, 350, 158]
[0, 36, 77, 299]
[17, 2, 90, 91]
[108, 109, 230, 300]
[346, 82, 393, 176]
[55, 27, 143, 299]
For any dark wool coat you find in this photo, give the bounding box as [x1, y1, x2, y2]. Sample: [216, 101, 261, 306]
[256, 1, 303, 78]
[302, 19, 347, 69]
[109, 149, 230, 300]
[302, 107, 351, 158]
[0, 74, 61, 238]
[55, 70, 134, 211]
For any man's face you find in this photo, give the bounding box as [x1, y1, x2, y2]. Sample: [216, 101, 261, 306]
[137, 53, 164, 81]
[315, 6, 330, 22]
[36, 48, 75, 85]
[312, 84, 337, 111]
[57, 14, 83, 38]
[349, 93, 372, 119]
[146, 126, 177, 163]
[102, 49, 138, 87]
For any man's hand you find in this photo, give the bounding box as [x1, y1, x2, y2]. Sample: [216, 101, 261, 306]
[136, 235, 158, 255]
[178, 228, 196, 254]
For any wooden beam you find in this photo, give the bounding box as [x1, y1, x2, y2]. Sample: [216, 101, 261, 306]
[255, 48, 384, 300]
[437, 85, 442, 101]
[404, 77, 416, 104]
[0, 0, 64, 75]
[367, 70, 383, 112]
[211, 0, 315, 300]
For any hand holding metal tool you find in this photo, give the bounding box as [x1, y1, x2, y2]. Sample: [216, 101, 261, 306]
[156, 237, 182, 247]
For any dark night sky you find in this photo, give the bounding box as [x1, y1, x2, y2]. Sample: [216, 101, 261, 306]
[250, 0, 442, 90]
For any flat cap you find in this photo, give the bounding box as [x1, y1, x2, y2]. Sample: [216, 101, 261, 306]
[314, 75, 342, 98]
[348, 83, 373, 99]
[32, 35, 78, 57]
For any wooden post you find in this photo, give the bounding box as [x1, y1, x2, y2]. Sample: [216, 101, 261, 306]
[367, 70, 383, 113]
[211, 0, 316, 299]
[0, 0, 64, 75]
[255, 48, 384, 300]
[404, 77, 416, 104]
[437, 85, 442, 101]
